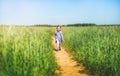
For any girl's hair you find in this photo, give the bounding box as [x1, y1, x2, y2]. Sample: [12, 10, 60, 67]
[56, 25, 61, 28]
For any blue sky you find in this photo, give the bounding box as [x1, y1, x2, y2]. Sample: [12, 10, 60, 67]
[0, 0, 120, 25]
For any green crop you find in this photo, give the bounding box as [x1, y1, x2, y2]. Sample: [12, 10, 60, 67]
[0, 26, 57, 76]
[1, 25, 120, 76]
[62, 26, 120, 76]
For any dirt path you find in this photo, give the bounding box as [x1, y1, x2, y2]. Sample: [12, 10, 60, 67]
[52, 36, 90, 76]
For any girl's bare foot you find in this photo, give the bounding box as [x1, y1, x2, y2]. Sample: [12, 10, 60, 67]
[54, 48, 59, 51]
[59, 47, 61, 50]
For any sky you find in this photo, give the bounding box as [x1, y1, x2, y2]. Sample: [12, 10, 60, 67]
[0, 0, 120, 25]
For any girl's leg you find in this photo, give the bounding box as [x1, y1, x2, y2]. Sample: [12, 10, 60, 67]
[59, 44, 61, 50]
[56, 40, 59, 50]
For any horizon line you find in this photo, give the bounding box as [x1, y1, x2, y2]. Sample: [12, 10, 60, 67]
[0, 23, 120, 26]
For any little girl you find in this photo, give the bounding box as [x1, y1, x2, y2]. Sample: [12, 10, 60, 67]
[54, 25, 64, 51]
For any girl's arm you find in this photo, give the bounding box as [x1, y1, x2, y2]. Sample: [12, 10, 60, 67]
[61, 34, 64, 41]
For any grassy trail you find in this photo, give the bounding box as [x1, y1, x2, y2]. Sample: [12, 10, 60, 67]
[52, 36, 90, 76]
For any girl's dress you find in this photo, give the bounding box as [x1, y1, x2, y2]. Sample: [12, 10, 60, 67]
[54, 31, 62, 43]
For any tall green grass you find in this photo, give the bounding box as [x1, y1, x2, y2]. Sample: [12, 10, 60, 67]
[0, 26, 57, 76]
[63, 26, 120, 76]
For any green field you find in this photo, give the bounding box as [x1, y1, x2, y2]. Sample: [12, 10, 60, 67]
[0, 26, 120, 76]
[62, 26, 120, 76]
[0, 26, 57, 76]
